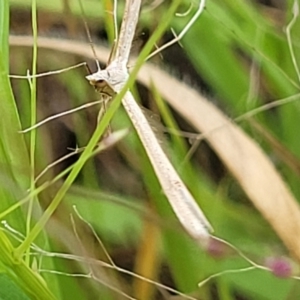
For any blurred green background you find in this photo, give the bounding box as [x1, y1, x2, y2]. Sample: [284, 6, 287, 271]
[1, 0, 300, 299]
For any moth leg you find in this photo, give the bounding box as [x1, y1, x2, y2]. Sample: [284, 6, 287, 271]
[97, 94, 112, 138]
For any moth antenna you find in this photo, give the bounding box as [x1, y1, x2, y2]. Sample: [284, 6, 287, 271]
[97, 98, 112, 137]
[107, 40, 117, 65]
[77, 0, 101, 71]
[85, 63, 92, 75]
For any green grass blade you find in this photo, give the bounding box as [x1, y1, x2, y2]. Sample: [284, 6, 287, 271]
[0, 0, 29, 231]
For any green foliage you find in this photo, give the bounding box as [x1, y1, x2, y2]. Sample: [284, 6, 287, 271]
[2, 0, 300, 299]
[0, 274, 30, 300]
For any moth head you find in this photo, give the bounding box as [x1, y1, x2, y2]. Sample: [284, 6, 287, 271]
[86, 70, 114, 96]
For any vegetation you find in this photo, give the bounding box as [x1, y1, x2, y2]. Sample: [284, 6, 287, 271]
[1, 0, 300, 299]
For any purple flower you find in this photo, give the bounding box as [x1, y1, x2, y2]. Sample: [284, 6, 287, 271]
[206, 237, 231, 258]
[265, 257, 293, 278]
